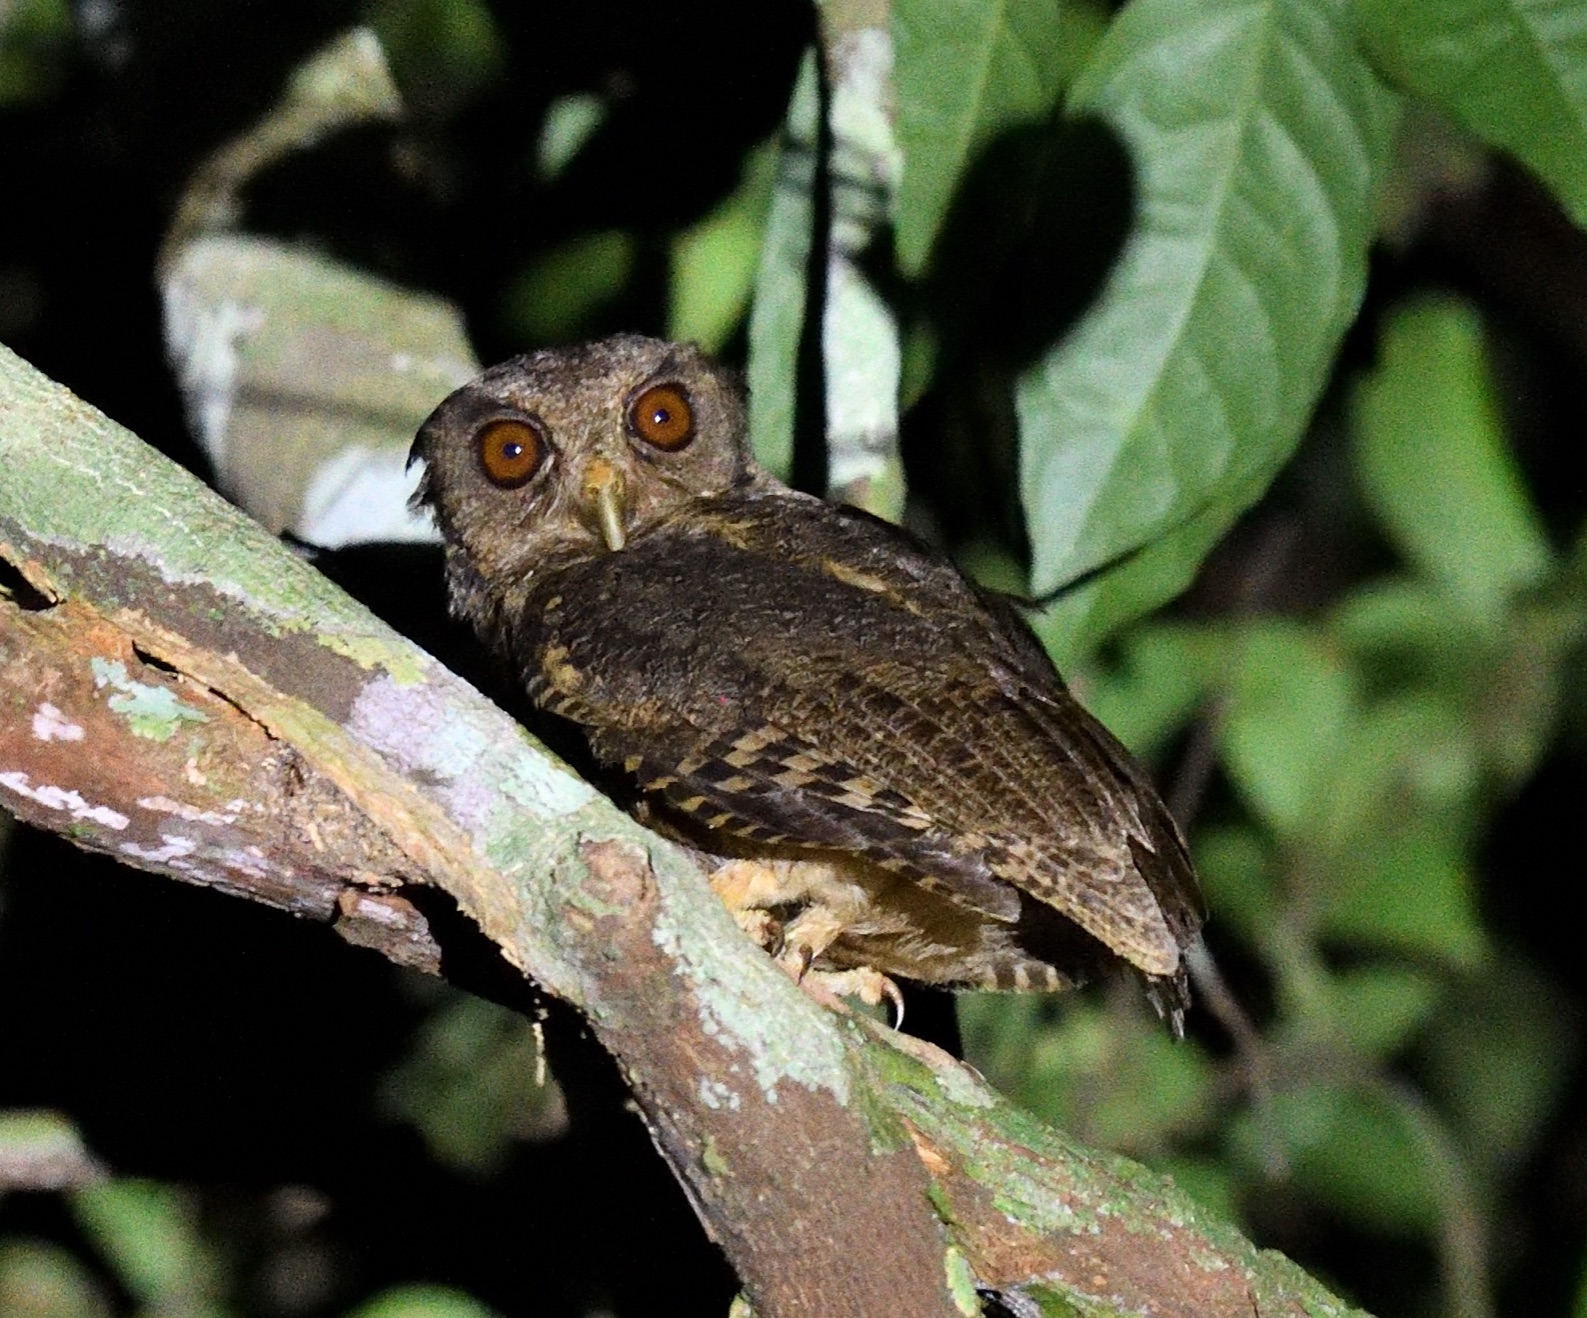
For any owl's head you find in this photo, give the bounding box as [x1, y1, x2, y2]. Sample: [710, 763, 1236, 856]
[410, 335, 754, 589]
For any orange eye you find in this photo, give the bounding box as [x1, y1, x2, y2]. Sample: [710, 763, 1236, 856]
[476, 418, 547, 489]
[629, 382, 695, 451]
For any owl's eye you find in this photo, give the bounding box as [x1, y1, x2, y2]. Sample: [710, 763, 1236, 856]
[476, 418, 548, 489]
[628, 382, 695, 451]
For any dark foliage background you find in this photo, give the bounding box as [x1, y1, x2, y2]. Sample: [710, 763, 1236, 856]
[2, 3, 1586, 1317]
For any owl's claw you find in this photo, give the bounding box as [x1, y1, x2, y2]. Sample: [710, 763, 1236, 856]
[775, 905, 844, 975]
[708, 859, 793, 950]
[705, 857, 912, 1026]
[783, 939, 815, 981]
[795, 967, 907, 1030]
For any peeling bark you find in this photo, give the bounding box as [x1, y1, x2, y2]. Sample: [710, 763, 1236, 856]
[0, 344, 1370, 1318]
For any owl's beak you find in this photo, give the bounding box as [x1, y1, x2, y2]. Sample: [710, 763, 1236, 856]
[581, 458, 628, 552]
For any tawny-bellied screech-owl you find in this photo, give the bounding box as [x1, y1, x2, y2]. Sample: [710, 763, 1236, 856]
[410, 335, 1203, 1029]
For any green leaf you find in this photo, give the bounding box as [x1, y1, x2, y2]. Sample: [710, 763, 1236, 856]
[1335, 691, 1479, 823]
[1074, 619, 1224, 754]
[892, 0, 1083, 275]
[1355, 0, 1587, 228]
[670, 140, 779, 353]
[346, 1285, 502, 1318]
[1481, 597, 1586, 780]
[534, 93, 607, 180]
[0, 0, 72, 106]
[72, 1180, 223, 1313]
[1243, 1083, 1444, 1234]
[501, 230, 635, 346]
[368, 0, 504, 117]
[956, 991, 1047, 1089]
[1323, 965, 1441, 1056]
[379, 993, 565, 1174]
[1019, 0, 1397, 647]
[1193, 824, 1277, 946]
[1219, 621, 1357, 839]
[1320, 816, 1488, 968]
[1294, 686, 1481, 862]
[1351, 295, 1551, 623]
[1573, 1251, 1587, 1318]
[1032, 497, 1233, 669]
[1073, 1024, 1217, 1151]
[1155, 1157, 1240, 1223]
[1421, 956, 1579, 1174]
[1334, 579, 1582, 785]
[1334, 578, 1467, 656]
[979, 999, 1215, 1152]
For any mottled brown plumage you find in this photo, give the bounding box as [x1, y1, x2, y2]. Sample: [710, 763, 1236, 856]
[410, 335, 1203, 1027]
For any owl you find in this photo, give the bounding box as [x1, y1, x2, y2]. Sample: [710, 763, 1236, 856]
[410, 335, 1203, 1030]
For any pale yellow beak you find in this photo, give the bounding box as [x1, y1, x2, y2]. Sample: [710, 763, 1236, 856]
[582, 457, 627, 552]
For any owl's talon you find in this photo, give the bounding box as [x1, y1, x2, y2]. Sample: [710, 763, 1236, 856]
[779, 906, 845, 970]
[781, 941, 815, 982]
[799, 968, 906, 1029]
[881, 977, 906, 1030]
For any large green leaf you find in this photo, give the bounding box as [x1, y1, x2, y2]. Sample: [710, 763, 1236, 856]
[892, 0, 1083, 276]
[1356, 0, 1587, 228]
[1351, 295, 1551, 624]
[1019, 0, 1397, 650]
[1032, 495, 1231, 667]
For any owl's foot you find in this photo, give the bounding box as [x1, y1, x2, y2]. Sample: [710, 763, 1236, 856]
[708, 859, 794, 949]
[734, 906, 783, 948]
[797, 967, 906, 1028]
[776, 904, 846, 973]
[776, 907, 901, 1022]
[707, 859, 904, 1025]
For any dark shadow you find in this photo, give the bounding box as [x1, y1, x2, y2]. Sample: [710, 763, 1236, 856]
[927, 115, 1135, 372]
[901, 115, 1135, 562]
[0, 825, 736, 1318]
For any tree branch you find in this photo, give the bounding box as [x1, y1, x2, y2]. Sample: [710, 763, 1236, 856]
[0, 343, 1369, 1318]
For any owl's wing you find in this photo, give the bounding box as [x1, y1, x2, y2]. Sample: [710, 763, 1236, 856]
[552, 654, 1192, 976]
[518, 515, 1199, 977]
[967, 583, 1203, 964]
[542, 683, 1025, 923]
[762, 655, 1196, 976]
[967, 667, 1203, 975]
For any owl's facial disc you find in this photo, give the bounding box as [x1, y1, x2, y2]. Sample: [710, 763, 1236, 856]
[581, 456, 628, 552]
